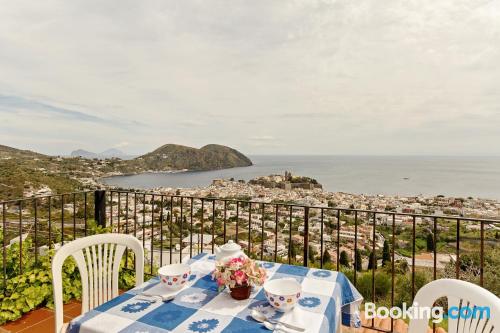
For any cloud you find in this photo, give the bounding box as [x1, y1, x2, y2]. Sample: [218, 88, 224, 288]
[247, 135, 282, 148]
[178, 120, 204, 127]
[0, 94, 106, 123]
[249, 136, 276, 141]
[0, 0, 499, 155]
[0, 94, 146, 128]
[114, 141, 130, 148]
[278, 112, 340, 119]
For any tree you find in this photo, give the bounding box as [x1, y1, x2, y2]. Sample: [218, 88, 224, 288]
[368, 251, 377, 270]
[356, 271, 391, 302]
[355, 250, 362, 272]
[394, 259, 409, 274]
[322, 249, 331, 264]
[289, 241, 297, 260]
[426, 233, 434, 251]
[382, 240, 391, 266]
[340, 250, 350, 268]
[308, 245, 316, 263]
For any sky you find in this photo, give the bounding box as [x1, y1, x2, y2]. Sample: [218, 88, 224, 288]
[0, 0, 499, 156]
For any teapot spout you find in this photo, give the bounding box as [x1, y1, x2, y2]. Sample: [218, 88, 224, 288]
[214, 245, 221, 255]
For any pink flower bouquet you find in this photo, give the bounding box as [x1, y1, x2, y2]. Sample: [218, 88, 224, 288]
[212, 257, 267, 293]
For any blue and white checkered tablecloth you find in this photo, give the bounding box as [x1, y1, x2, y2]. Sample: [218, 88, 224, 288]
[68, 253, 363, 333]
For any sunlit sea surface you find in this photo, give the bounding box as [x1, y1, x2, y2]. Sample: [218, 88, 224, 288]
[101, 156, 500, 200]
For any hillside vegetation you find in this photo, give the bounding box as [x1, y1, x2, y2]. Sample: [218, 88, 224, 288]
[0, 145, 88, 200]
[0, 143, 252, 200]
[131, 144, 252, 171]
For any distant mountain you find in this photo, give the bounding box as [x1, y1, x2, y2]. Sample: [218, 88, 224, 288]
[100, 148, 128, 158]
[70, 148, 135, 160]
[132, 144, 253, 171]
[0, 143, 252, 199]
[71, 149, 98, 159]
[3, 143, 252, 171]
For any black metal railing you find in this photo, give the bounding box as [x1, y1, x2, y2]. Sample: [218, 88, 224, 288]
[1, 190, 499, 332]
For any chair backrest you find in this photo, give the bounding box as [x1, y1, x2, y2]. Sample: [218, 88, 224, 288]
[408, 279, 500, 333]
[51, 234, 144, 333]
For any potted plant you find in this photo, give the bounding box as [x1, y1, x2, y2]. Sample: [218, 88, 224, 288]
[212, 257, 267, 300]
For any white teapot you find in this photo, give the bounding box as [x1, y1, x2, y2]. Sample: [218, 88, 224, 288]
[214, 240, 247, 263]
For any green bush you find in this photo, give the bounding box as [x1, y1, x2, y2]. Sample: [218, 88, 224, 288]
[0, 245, 82, 324]
[355, 271, 391, 303]
[0, 220, 139, 325]
[394, 269, 431, 307]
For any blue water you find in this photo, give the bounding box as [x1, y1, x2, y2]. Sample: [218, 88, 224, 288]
[101, 156, 500, 199]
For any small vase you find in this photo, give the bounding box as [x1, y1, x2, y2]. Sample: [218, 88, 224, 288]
[230, 284, 251, 300]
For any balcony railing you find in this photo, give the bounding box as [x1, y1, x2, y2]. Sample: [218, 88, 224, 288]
[1, 190, 499, 332]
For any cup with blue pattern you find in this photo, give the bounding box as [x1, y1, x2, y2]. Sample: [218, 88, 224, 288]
[263, 278, 302, 312]
[158, 263, 191, 291]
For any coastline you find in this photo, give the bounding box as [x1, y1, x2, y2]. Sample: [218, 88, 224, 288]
[100, 169, 190, 179]
[96, 175, 500, 220]
[69, 155, 500, 219]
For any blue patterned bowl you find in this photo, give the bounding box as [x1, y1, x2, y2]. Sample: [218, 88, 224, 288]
[263, 278, 302, 312]
[158, 264, 191, 290]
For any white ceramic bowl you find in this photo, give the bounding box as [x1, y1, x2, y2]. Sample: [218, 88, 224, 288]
[158, 264, 191, 290]
[263, 278, 302, 312]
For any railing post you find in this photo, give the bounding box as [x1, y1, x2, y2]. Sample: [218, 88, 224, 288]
[94, 190, 106, 228]
[303, 207, 309, 267]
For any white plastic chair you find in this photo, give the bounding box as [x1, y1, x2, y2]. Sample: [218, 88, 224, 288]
[408, 279, 500, 333]
[51, 234, 144, 333]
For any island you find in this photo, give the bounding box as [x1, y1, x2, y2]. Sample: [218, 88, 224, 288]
[249, 171, 322, 190]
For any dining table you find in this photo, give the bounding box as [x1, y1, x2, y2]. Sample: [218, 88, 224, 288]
[67, 253, 363, 333]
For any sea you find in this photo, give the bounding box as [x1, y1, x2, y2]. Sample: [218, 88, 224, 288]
[101, 155, 500, 200]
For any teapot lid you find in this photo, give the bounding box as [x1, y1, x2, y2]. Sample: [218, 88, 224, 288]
[220, 240, 241, 251]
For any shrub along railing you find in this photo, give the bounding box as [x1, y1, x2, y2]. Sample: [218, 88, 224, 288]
[1, 190, 499, 332]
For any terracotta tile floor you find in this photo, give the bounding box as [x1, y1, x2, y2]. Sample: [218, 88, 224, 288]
[342, 312, 445, 333]
[0, 301, 81, 333]
[0, 306, 442, 333]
